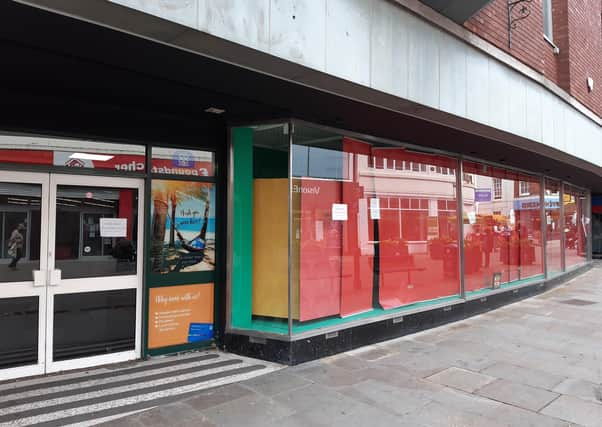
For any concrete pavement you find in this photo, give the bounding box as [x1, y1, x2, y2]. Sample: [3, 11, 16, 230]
[109, 263, 602, 427]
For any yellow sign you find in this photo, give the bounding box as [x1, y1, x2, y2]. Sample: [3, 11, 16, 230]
[148, 283, 214, 349]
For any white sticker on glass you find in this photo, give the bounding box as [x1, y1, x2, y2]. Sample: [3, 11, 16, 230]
[100, 218, 127, 237]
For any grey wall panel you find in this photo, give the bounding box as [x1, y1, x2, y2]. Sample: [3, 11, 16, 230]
[541, 91, 556, 150]
[466, 46, 489, 125]
[370, 0, 396, 95]
[111, 0, 199, 28]
[325, 0, 372, 86]
[198, 0, 270, 52]
[507, 74, 527, 137]
[106, 0, 602, 168]
[525, 82, 543, 143]
[407, 14, 440, 109]
[488, 58, 510, 132]
[270, 0, 327, 72]
[439, 33, 467, 117]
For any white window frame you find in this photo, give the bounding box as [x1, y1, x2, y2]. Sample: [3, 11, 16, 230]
[493, 178, 503, 200]
[519, 181, 530, 196]
[543, 0, 554, 42]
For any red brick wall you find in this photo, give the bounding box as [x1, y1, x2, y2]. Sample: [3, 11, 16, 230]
[464, 0, 602, 118]
[565, 0, 602, 117]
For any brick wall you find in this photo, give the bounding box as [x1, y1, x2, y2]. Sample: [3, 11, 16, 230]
[464, 0, 602, 118]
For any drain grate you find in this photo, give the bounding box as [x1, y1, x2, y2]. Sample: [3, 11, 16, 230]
[559, 298, 598, 306]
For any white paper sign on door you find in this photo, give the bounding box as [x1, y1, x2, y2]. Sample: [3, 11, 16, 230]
[100, 218, 128, 237]
[332, 204, 348, 221]
[369, 198, 381, 220]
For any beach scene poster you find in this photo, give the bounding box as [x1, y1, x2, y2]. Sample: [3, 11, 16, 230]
[150, 180, 215, 274]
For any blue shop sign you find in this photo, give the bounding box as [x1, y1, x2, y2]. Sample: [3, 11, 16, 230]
[513, 196, 560, 210]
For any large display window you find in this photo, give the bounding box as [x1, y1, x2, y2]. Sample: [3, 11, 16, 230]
[545, 179, 563, 276]
[229, 120, 591, 339]
[230, 122, 462, 336]
[462, 162, 544, 293]
[563, 184, 590, 269]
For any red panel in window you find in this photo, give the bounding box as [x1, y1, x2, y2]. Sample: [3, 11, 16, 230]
[339, 138, 374, 317]
[298, 178, 342, 321]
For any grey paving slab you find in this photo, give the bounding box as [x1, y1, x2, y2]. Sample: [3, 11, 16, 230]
[350, 345, 399, 361]
[238, 370, 311, 397]
[271, 383, 362, 423]
[553, 378, 602, 404]
[180, 383, 254, 411]
[200, 393, 294, 427]
[338, 379, 434, 417]
[322, 353, 372, 371]
[481, 362, 566, 390]
[287, 362, 367, 388]
[489, 403, 574, 427]
[401, 400, 508, 427]
[429, 386, 503, 416]
[475, 379, 560, 411]
[426, 367, 496, 393]
[541, 394, 602, 427]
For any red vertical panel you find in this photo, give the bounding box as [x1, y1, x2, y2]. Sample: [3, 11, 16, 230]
[340, 138, 374, 317]
[298, 179, 342, 321]
[118, 189, 134, 240]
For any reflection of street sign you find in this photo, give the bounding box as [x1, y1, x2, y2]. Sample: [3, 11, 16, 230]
[172, 151, 194, 168]
[475, 189, 492, 202]
[65, 158, 85, 168]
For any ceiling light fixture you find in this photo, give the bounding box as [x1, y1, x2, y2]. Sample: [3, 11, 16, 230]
[204, 107, 226, 114]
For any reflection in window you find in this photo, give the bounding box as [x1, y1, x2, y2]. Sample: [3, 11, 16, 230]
[291, 125, 461, 326]
[0, 182, 41, 283]
[545, 179, 562, 276]
[55, 186, 138, 279]
[0, 134, 145, 171]
[462, 162, 543, 292]
[151, 147, 214, 177]
[564, 184, 589, 269]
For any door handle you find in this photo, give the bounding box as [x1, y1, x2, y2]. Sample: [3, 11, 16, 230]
[49, 269, 61, 286]
[32, 270, 45, 287]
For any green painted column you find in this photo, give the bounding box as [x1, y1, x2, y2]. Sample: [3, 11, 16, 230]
[231, 127, 253, 329]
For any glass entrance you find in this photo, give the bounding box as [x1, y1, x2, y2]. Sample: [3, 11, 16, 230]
[0, 172, 143, 380]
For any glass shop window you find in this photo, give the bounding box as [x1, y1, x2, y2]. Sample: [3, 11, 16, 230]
[462, 162, 544, 293]
[290, 124, 461, 331]
[563, 184, 589, 269]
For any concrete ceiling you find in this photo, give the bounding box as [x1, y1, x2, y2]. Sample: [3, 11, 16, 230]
[418, 0, 494, 23]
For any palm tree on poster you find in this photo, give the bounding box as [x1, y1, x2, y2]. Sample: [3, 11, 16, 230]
[151, 180, 210, 273]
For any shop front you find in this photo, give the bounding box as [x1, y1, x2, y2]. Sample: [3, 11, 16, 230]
[0, 135, 219, 381]
[226, 120, 593, 364]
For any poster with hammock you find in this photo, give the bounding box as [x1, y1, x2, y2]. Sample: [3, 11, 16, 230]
[150, 180, 215, 274]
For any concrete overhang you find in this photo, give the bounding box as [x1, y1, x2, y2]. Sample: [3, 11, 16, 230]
[418, 0, 493, 23]
[2, 0, 601, 191]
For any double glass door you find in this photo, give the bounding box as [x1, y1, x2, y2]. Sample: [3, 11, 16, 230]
[0, 172, 143, 380]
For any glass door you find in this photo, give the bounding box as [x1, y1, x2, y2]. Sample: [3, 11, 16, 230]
[0, 172, 144, 380]
[45, 174, 144, 373]
[0, 171, 49, 381]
